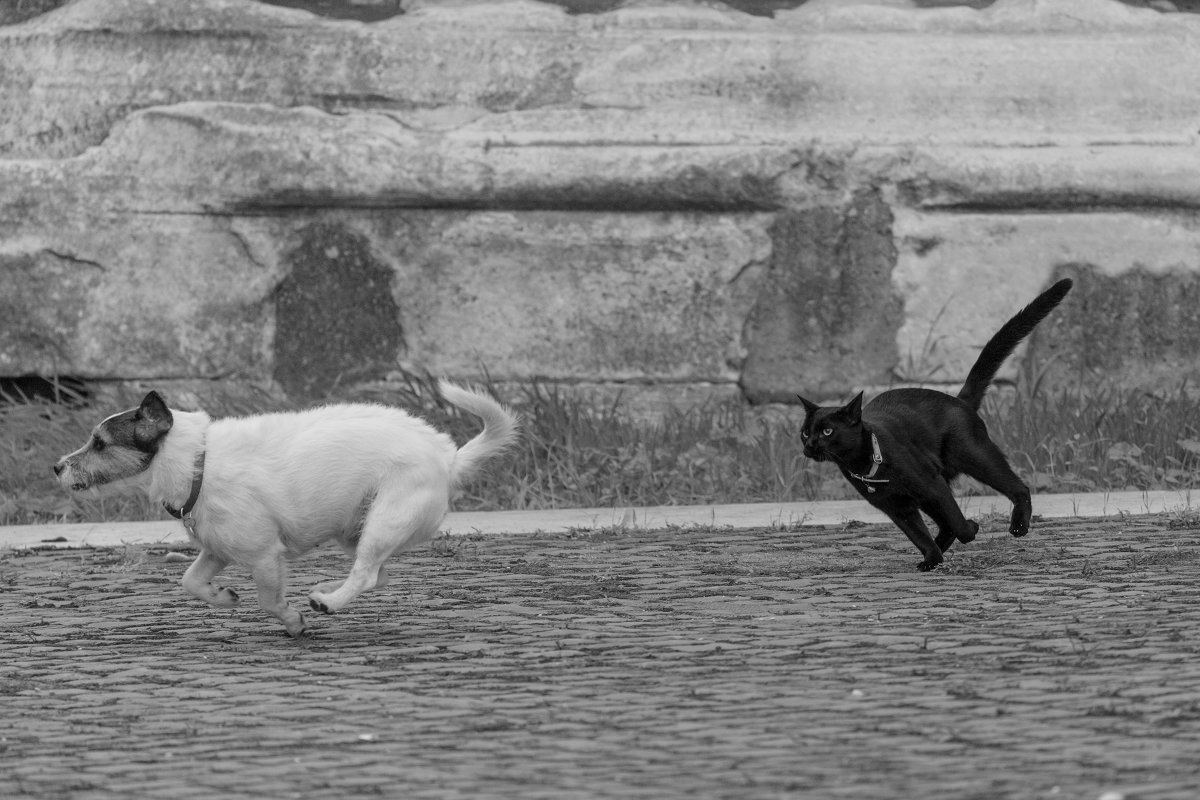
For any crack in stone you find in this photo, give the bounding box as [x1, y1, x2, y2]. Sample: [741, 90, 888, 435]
[41, 249, 106, 271]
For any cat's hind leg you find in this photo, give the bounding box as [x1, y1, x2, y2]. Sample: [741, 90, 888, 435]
[956, 437, 1032, 537]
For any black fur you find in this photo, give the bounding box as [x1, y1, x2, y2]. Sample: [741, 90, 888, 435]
[798, 278, 1072, 571]
[107, 391, 174, 458]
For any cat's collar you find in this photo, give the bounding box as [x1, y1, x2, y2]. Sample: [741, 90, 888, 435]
[848, 431, 888, 492]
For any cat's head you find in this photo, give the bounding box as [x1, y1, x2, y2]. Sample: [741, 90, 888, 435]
[797, 392, 864, 463]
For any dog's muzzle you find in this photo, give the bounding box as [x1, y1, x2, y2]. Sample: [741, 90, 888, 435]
[53, 459, 88, 491]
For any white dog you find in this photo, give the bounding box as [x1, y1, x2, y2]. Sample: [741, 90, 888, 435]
[54, 381, 519, 637]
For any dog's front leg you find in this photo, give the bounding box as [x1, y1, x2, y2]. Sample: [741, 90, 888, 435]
[253, 555, 308, 638]
[181, 550, 240, 608]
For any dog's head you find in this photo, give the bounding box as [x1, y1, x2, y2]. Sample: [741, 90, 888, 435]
[54, 391, 174, 492]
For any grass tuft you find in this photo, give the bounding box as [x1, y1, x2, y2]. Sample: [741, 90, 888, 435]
[5, 367, 1200, 525]
[981, 374, 1200, 496]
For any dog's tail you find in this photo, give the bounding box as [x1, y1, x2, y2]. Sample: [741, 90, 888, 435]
[439, 379, 520, 487]
[957, 277, 1073, 412]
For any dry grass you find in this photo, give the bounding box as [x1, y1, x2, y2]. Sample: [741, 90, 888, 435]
[5, 369, 1200, 525]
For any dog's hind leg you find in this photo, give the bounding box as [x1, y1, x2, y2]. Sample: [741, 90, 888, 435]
[309, 538, 390, 598]
[252, 550, 308, 638]
[310, 565, 390, 598]
[308, 477, 444, 615]
[181, 549, 240, 609]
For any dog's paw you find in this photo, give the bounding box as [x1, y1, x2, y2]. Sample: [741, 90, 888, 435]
[308, 595, 335, 615]
[917, 558, 943, 572]
[957, 520, 979, 544]
[284, 613, 309, 638]
[212, 586, 239, 609]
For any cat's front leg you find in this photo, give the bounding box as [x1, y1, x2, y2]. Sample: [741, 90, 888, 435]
[933, 520, 979, 552]
[885, 509, 943, 571]
[922, 488, 979, 552]
[1009, 489, 1032, 537]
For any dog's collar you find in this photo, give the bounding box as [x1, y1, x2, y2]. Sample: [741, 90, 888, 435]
[163, 448, 206, 522]
[848, 432, 888, 491]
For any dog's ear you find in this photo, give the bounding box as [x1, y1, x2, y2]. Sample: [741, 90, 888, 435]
[840, 391, 864, 425]
[137, 391, 174, 437]
[797, 395, 821, 421]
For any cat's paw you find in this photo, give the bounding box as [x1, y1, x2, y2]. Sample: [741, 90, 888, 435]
[1009, 506, 1032, 537]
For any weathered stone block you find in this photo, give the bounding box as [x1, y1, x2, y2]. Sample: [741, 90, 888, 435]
[1032, 265, 1200, 389]
[386, 211, 770, 381]
[4, 0, 1200, 405]
[0, 249, 103, 375]
[741, 191, 903, 402]
[274, 221, 403, 399]
[0, 216, 276, 379]
[892, 209, 1200, 388]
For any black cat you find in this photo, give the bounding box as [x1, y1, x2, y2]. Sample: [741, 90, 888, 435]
[798, 278, 1073, 571]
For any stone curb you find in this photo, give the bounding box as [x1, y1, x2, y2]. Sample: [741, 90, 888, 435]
[2, 489, 1193, 551]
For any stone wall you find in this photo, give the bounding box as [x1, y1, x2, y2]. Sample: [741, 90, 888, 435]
[3, 0, 1200, 407]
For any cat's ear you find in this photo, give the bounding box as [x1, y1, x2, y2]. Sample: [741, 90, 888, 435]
[841, 391, 864, 425]
[797, 395, 820, 420]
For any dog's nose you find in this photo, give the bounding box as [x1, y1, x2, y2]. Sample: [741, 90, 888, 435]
[53, 462, 64, 476]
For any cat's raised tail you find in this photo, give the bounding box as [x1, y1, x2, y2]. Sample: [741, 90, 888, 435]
[956, 277, 1073, 412]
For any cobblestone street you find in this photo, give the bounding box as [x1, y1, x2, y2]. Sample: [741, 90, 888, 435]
[3, 516, 1199, 799]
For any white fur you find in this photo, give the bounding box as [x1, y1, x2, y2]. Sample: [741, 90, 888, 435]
[130, 381, 516, 637]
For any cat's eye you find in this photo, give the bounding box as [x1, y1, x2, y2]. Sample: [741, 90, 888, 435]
[821, 427, 833, 437]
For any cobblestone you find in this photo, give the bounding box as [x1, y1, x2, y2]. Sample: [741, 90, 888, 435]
[2, 516, 1200, 799]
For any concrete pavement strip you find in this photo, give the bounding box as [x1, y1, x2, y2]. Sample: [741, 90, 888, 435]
[1, 489, 1194, 550]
